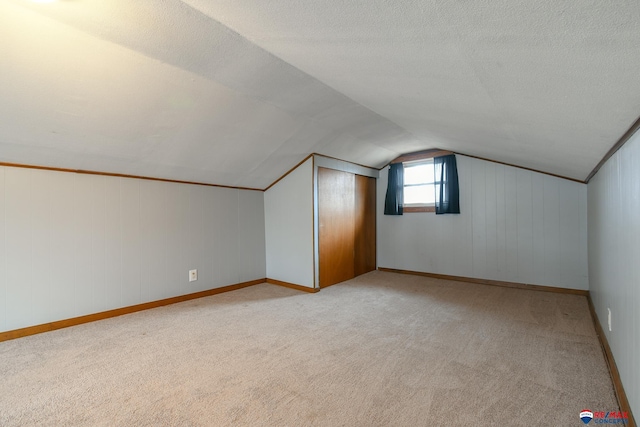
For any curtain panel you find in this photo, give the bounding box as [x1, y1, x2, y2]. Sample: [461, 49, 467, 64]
[384, 163, 404, 215]
[434, 154, 460, 214]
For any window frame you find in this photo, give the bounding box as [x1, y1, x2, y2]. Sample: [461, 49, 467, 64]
[388, 149, 453, 214]
[402, 158, 436, 213]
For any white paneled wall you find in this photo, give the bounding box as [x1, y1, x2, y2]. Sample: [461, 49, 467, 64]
[264, 158, 314, 288]
[588, 131, 640, 418]
[378, 155, 588, 290]
[0, 166, 266, 333]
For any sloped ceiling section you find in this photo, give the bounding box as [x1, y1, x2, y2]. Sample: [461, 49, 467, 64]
[185, 0, 640, 181]
[2, 1, 640, 186]
[0, 0, 420, 188]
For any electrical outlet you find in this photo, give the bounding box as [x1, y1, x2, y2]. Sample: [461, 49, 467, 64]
[607, 308, 612, 332]
[189, 269, 198, 282]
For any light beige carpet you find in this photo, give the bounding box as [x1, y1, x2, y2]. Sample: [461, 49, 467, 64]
[0, 271, 618, 426]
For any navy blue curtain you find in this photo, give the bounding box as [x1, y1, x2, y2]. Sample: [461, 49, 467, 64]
[434, 155, 460, 214]
[384, 163, 404, 215]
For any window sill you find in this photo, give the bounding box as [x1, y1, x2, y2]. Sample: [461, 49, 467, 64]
[404, 206, 435, 213]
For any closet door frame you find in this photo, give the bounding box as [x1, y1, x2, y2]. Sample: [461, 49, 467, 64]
[313, 155, 378, 288]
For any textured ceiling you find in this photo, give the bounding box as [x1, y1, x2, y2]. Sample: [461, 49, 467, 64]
[2, 0, 640, 187]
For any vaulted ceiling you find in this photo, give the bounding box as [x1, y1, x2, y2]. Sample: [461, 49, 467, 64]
[2, 0, 640, 188]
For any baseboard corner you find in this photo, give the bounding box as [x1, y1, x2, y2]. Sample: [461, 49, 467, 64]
[586, 295, 636, 427]
[266, 278, 319, 293]
[377, 267, 588, 296]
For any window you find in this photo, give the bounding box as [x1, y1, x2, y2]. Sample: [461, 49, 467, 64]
[403, 159, 435, 212]
[384, 149, 456, 215]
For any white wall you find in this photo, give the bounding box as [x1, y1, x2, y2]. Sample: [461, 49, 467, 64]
[378, 155, 588, 290]
[264, 158, 314, 288]
[0, 166, 266, 333]
[588, 131, 640, 418]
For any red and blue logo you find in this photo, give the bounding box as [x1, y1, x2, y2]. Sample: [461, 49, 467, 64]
[580, 409, 629, 424]
[581, 410, 594, 424]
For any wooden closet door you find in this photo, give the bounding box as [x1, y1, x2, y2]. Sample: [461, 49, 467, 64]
[354, 175, 376, 276]
[318, 167, 355, 288]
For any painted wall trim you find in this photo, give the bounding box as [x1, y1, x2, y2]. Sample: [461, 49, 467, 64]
[313, 154, 379, 178]
[311, 155, 317, 288]
[4, 138, 597, 195]
[313, 157, 320, 288]
[456, 153, 584, 184]
[587, 296, 637, 427]
[263, 153, 314, 191]
[585, 115, 640, 183]
[266, 152, 382, 194]
[377, 268, 589, 296]
[312, 153, 380, 174]
[266, 278, 319, 293]
[0, 278, 266, 342]
[379, 150, 584, 184]
[0, 162, 263, 192]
